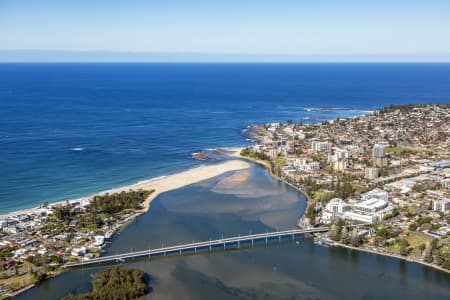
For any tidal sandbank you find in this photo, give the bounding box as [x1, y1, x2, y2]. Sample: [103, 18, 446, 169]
[131, 159, 250, 211]
[0, 160, 250, 219]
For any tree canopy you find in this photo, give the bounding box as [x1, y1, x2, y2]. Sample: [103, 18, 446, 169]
[62, 267, 148, 300]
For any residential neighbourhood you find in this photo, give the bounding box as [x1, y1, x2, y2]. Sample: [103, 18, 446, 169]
[0, 190, 152, 297]
[241, 104, 450, 271]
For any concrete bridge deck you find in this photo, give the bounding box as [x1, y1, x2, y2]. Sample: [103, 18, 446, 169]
[65, 227, 328, 268]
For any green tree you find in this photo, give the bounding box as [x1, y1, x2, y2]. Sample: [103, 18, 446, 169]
[399, 238, 410, 256]
[430, 238, 439, 250]
[418, 243, 426, 252]
[408, 223, 417, 231]
[376, 227, 392, 239]
[33, 271, 48, 283]
[340, 227, 350, 244]
[305, 203, 316, 225]
[328, 224, 340, 241]
[350, 228, 361, 247]
[62, 267, 148, 300]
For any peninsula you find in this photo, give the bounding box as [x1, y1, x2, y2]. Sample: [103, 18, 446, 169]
[239, 104, 450, 273]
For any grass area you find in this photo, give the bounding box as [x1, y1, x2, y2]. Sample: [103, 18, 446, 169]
[385, 146, 408, 154]
[0, 260, 65, 295]
[0, 273, 34, 293]
[351, 182, 367, 194]
[384, 147, 418, 154]
[277, 155, 286, 166]
[312, 191, 334, 202]
[406, 233, 431, 254]
[389, 243, 400, 252]
[441, 244, 450, 254]
[389, 233, 430, 254]
[404, 206, 419, 213]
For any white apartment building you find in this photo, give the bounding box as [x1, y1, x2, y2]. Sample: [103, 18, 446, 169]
[342, 211, 378, 223]
[328, 148, 349, 163]
[365, 167, 380, 180]
[326, 198, 347, 214]
[311, 141, 332, 152]
[293, 159, 320, 172]
[353, 189, 392, 220]
[432, 198, 450, 213]
[333, 160, 347, 171]
[361, 189, 389, 203]
[372, 144, 385, 158]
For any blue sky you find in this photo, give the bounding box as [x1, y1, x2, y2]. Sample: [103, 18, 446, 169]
[1, 0, 450, 61]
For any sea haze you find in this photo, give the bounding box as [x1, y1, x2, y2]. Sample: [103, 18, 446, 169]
[1, 63, 450, 213]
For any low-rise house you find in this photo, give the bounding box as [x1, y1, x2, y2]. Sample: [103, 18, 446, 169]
[71, 246, 86, 257]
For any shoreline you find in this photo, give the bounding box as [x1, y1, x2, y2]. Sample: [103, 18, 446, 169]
[234, 147, 450, 276]
[333, 242, 450, 275]
[0, 157, 250, 299]
[2, 146, 448, 299]
[0, 158, 250, 219]
[133, 158, 250, 212]
[229, 149, 312, 225]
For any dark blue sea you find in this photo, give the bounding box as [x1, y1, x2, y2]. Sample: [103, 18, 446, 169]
[1, 63, 450, 213]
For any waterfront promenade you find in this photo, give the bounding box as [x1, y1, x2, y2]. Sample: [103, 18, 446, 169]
[65, 227, 328, 268]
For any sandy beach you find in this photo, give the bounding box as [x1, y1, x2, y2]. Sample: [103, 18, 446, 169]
[0, 158, 250, 219]
[132, 159, 250, 211]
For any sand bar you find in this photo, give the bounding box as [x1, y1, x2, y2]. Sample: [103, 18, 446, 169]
[133, 159, 250, 211]
[0, 159, 250, 219]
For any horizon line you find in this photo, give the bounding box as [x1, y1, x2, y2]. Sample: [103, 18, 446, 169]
[1, 50, 450, 63]
[2, 61, 450, 64]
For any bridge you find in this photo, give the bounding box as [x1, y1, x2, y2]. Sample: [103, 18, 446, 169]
[65, 227, 328, 269]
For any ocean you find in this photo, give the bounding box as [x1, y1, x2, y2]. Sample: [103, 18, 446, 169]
[1, 63, 450, 213]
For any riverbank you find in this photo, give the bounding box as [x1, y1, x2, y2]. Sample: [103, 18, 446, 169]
[228, 148, 311, 226]
[0, 159, 250, 299]
[333, 242, 450, 275]
[131, 159, 250, 212]
[233, 147, 450, 275]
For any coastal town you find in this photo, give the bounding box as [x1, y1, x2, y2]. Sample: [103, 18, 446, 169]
[0, 159, 250, 298]
[0, 189, 152, 297]
[240, 104, 450, 272]
[1, 104, 449, 298]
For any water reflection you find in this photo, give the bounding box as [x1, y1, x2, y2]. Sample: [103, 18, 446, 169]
[16, 164, 450, 300]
